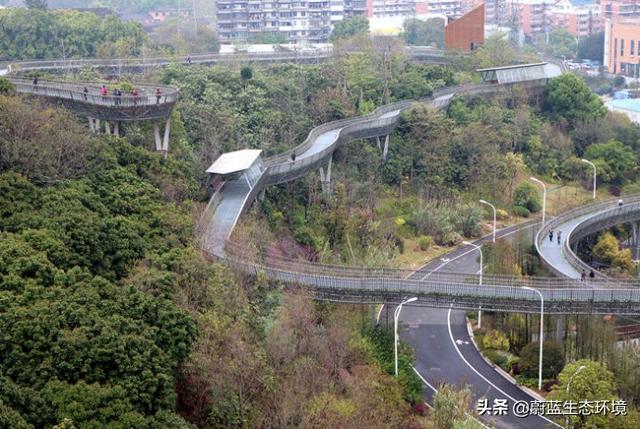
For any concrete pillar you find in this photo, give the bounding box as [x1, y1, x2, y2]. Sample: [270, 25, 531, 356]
[632, 222, 640, 260]
[161, 118, 171, 155]
[555, 315, 565, 342]
[104, 121, 111, 135]
[382, 134, 389, 161]
[153, 123, 162, 152]
[95, 119, 100, 134]
[318, 156, 332, 195]
[113, 121, 120, 137]
[376, 136, 381, 150]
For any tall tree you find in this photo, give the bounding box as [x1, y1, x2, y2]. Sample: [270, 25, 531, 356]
[25, 0, 47, 10]
[330, 16, 369, 41]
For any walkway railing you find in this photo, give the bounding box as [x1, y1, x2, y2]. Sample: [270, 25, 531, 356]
[10, 78, 178, 108]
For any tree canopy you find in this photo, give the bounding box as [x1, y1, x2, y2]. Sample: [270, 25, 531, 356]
[402, 18, 445, 47]
[330, 16, 369, 41]
[546, 74, 607, 127]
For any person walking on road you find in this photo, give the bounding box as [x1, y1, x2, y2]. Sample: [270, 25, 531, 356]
[581, 270, 586, 282]
[83, 86, 88, 101]
[549, 230, 554, 242]
[291, 152, 296, 162]
[101, 85, 108, 101]
[589, 269, 595, 279]
[557, 230, 562, 245]
[155, 88, 162, 104]
[32, 76, 38, 92]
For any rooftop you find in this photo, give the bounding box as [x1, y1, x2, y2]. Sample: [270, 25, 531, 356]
[207, 149, 263, 175]
[610, 99, 640, 113]
[477, 62, 561, 84]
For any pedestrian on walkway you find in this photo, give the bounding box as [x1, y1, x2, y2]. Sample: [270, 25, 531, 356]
[557, 230, 562, 245]
[32, 76, 38, 91]
[132, 88, 139, 105]
[581, 270, 586, 282]
[618, 199, 624, 207]
[549, 230, 554, 242]
[83, 86, 88, 101]
[291, 152, 296, 162]
[155, 88, 162, 104]
[589, 269, 595, 279]
[112, 88, 119, 105]
[101, 85, 108, 101]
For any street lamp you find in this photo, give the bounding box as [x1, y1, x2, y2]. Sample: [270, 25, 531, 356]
[530, 177, 547, 227]
[565, 364, 587, 427]
[582, 159, 597, 200]
[522, 286, 544, 391]
[479, 199, 497, 243]
[394, 297, 418, 376]
[464, 241, 483, 328]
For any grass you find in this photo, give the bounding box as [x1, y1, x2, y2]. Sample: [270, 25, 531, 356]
[546, 184, 597, 215]
[393, 238, 455, 270]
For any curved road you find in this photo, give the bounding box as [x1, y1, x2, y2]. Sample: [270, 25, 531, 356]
[400, 221, 562, 429]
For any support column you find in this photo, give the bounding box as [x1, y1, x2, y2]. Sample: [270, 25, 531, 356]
[104, 121, 111, 135]
[555, 315, 565, 342]
[113, 121, 120, 137]
[161, 118, 171, 155]
[318, 156, 332, 195]
[382, 135, 389, 161]
[88, 117, 95, 133]
[376, 136, 381, 150]
[153, 123, 162, 152]
[95, 119, 100, 134]
[633, 222, 640, 260]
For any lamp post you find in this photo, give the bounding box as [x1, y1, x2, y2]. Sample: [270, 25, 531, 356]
[394, 297, 418, 376]
[565, 365, 587, 427]
[582, 159, 597, 199]
[530, 177, 547, 227]
[479, 199, 497, 243]
[522, 286, 544, 391]
[464, 241, 483, 328]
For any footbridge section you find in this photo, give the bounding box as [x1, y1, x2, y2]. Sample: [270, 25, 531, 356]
[8, 79, 178, 154]
[199, 63, 640, 315]
[537, 195, 640, 280]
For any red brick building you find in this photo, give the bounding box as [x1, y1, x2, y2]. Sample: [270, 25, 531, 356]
[444, 4, 485, 52]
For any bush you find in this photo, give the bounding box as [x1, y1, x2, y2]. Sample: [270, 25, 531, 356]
[440, 231, 462, 246]
[484, 350, 508, 368]
[512, 205, 530, 218]
[520, 341, 565, 379]
[513, 182, 541, 213]
[482, 330, 509, 351]
[0, 77, 15, 95]
[496, 208, 509, 220]
[417, 235, 433, 251]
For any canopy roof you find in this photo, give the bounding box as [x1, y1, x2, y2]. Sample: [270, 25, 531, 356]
[207, 149, 262, 175]
[477, 62, 561, 84]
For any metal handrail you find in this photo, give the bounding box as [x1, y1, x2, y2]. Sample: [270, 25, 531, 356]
[10, 78, 179, 108]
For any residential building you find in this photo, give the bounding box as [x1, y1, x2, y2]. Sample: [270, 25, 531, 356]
[444, 3, 484, 51]
[549, 0, 601, 36]
[508, 0, 555, 36]
[217, 0, 365, 43]
[149, 8, 192, 23]
[604, 17, 640, 77]
[600, 0, 640, 22]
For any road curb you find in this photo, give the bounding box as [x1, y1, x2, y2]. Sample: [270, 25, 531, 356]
[465, 318, 546, 402]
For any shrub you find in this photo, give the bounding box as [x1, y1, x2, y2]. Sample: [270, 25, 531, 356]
[417, 235, 433, 251]
[513, 182, 541, 213]
[520, 341, 565, 379]
[0, 77, 15, 95]
[496, 208, 509, 220]
[512, 205, 530, 218]
[440, 231, 462, 246]
[482, 330, 509, 351]
[484, 350, 507, 368]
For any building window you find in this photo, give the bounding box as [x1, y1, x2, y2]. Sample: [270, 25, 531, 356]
[615, 38, 618, 58]
[632, 40, 636, 56]
[621, 39, 625, 56]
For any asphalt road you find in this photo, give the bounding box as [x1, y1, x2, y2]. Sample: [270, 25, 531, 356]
[396, 221, 563, 429]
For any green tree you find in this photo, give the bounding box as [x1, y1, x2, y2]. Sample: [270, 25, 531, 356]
[433, 384, 474, 429]
[546, 74, 607, 127]
[593, 232, 620, 264]
[520, 341, 565, 379]
[551, 359, 616, 428]
[542, 29, 578, 59]
[25, 0, 48, 10]
[402, 18, 445, 47]
[578, 32, 604, 61]
[584, 140, 636, 184]
[483, 330, 510, 351]
[330, 16, 369, 41]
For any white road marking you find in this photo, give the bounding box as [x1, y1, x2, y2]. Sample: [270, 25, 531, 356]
[446, 309, 563, 428]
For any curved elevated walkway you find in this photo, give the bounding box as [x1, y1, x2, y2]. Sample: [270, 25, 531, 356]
[537, 195, 640, 279]
[9, 79, 177, 122]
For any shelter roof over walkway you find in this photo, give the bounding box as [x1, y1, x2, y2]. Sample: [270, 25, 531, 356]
[477, 62, 561, 84]
[207, 149, 262, 175]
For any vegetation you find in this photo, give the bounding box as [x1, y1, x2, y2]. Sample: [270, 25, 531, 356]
[402, 18, 445, 48]
[330, 16, 369, 42]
